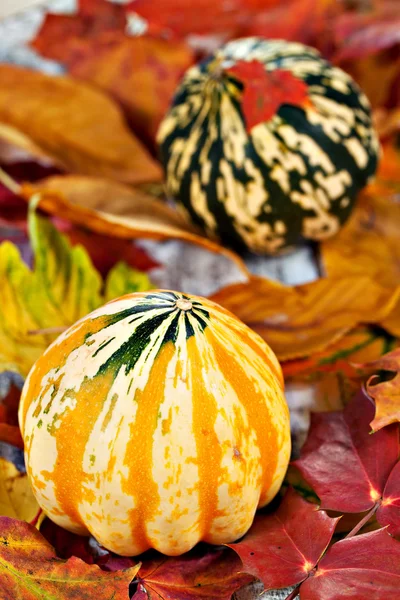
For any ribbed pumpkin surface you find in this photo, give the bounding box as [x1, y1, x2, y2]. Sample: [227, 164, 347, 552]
[158, 37, 379, 254]
[19, 290, 290, 556]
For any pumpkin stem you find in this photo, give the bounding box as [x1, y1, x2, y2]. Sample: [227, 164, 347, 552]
[175, 299, 193, 311]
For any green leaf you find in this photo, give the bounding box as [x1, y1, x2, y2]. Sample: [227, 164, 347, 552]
[0, 207, 152, 376]
[105, 261, 152, 302]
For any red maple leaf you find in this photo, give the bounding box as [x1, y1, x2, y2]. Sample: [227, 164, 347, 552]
[227, 488, 339, 589]
[301, 529, 400, 599]
[294, 390, 400, 536]
[226, 60, 309, 131]
[131, 547, 253, 599]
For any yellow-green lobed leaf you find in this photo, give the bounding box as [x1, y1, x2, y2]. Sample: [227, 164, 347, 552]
[0, 206, 152, 376]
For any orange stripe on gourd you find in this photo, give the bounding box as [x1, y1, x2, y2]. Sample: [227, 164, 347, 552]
[122, 341, 175, 554]
[51, 369, 115, 527]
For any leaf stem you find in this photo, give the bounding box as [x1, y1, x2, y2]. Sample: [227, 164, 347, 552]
[345, 503, 379, 539]
[0, 166, 21, 195]
[284, 583, 301, 600]
[28, 326, 67, 336]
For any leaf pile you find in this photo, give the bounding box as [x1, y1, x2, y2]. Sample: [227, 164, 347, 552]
[1, 0, 400, 599]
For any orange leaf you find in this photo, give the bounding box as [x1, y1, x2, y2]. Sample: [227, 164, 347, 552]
[0, 516, 139, 599]
[0, 65, 161, 184]
[211, 275, 400, 361]
[31, 2, 195, 144]
[358, 348, 400, 431]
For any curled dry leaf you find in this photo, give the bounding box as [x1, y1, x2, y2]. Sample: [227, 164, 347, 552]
[20, 175, 248, 274]
[132, 547, 253, 600]
[0, 459, 39, 522]
[211, 275, 400, 360]
[300, 529, 400, 600]
[0, 206, 152, 376]
[294, 390, 400, 535]
[227, 488, 339, 590]
[359, 348, 400, 431]
[0, 65, 161, 184]
[0, 517, 139, 600]
[32, 0, 195, 144]
[0, 384, 23, 448]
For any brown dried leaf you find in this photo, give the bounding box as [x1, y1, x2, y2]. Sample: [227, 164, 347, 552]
[20, 175, 249, 275]
[0, 65, 161, 184]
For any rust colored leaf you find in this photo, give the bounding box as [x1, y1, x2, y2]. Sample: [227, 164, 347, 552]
[360, 348, 400, 431]
[227, 488, 339, 589]
[240, 0, 340, 56]
[332, 5, 400, 109]
[0, 459, 39, 522]
[294, 390, 400, 515]
[0, 65, 161, 184]
[211, 275, 400, 360]
[0, 384, 23, 448]
[0, 517, 139, 599]
[125, 0, 280, 39]
[31, 1, 195, 144]
[379, 461, 400, 537]
[226, 60, 309, 131]
[300, 529, 400, 600]
[19, 175, 248, 276]
[132, 546, 253, 599]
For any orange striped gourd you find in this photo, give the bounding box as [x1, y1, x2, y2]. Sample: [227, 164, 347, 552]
[19, 290, 290, 556]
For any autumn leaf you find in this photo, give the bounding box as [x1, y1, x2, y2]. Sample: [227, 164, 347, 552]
[0, 384, 23, 448]
[31, 0, 195, 144]
[281, 326, 398, 418]
[300, 529, 400, 600]
[211, 276, 400, 360]
[294, 390, 400, 535]
[227, 488, 339, 589]
[226, 59, 309, 131]
[321, 190, 400, 292]
[125, 0, 280, 40]
[0, 517, 139, 600]
[40, 520, 252, 599]
[239, 0, 340, 54]
[333, 5, 400, 109]
[0, 65, 161, 184]
[132, 546, 253, 600]
[0, 459, 39, 522]
[0, 204, 152, 376]
[358, 348, 400, 431]
[18, 174, 248, 274]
